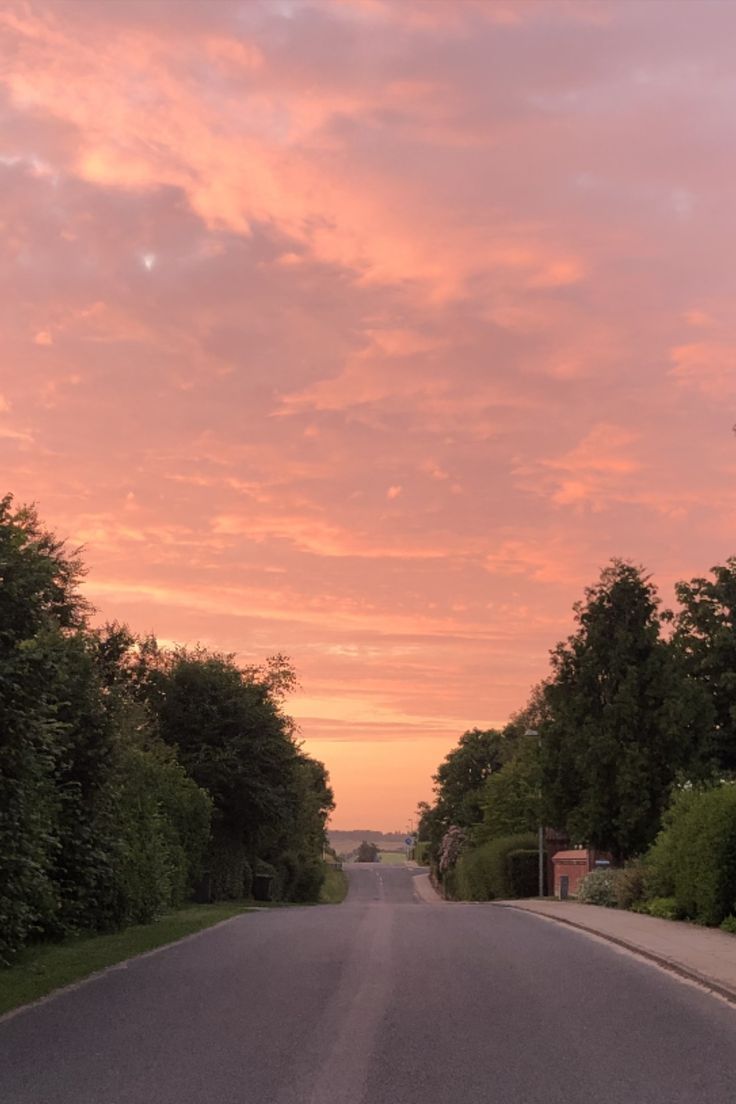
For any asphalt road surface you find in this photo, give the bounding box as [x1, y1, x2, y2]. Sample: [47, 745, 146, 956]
[2, 863, 736, 1104]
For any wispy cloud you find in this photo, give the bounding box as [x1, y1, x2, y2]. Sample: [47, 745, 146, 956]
[3, 0, 736, 825]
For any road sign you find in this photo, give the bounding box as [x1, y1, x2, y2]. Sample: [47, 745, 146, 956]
[404, 836, 414, 847]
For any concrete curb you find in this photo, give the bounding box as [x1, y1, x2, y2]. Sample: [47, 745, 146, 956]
[494, 903, 736, 1007]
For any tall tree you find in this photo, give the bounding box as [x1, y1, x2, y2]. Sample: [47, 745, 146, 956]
[541, 559, 694, 860]
[0, 495, 89, 957]
[480, 731, 541, 841]
[672, 558, 736, 773]
[433, 727, 506, 829]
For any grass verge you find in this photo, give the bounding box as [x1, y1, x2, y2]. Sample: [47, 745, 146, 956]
[320, 864, 349, 904]
[379, 850, 408, 865]
[0, 901, 254, 1018]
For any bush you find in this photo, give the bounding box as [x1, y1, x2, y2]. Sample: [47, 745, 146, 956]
[632, 896, 681, 921]
[291, 857, 325, 902]
[645, 785, 736, 926]
[613, 862, 647, 910]
[577, 868, 618, 908]
[454, 833, 537, 901]
[414, 842, 430, 866]
[720, 915, 736, 934]
[442, 866, 459, 900]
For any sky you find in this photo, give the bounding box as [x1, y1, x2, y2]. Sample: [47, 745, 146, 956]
[2, 0, 736, 830]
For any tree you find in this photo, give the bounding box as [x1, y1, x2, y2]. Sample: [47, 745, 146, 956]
[672, 559, 736, 773]
[541, 559, 695, 861]
[433, 728, 506, 828]
[480, 731, 540, 841]
[0, 495, 90, 958]
[145, 646, 332, 897]
[356, 841, 379, 862]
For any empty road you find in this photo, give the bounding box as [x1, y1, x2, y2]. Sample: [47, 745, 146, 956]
[2, 863, 736, 1103]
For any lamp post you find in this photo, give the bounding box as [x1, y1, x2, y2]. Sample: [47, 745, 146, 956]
[525, 728, 544, 898]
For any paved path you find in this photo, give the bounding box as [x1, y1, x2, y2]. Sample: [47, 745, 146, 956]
[496, 898, 736, 1001]
[2, 864, 736, 1103]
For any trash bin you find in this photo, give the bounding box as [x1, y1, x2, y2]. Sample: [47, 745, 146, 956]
[253, 873, 274, 902]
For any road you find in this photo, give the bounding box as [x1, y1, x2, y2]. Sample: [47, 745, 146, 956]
[2, 863, 736, 1103]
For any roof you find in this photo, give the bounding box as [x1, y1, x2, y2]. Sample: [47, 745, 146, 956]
[552, 850, 589, 862]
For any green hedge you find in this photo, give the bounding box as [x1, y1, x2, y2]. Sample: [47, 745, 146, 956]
[454, 833, 538, 901]
[414, 842, 431, 866]
[645, 785, 736, 926]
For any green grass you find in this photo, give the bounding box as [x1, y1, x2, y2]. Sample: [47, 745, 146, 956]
[0, 901, 254, 1018]
[379, 850, 407, 865]
[320, 864, 349, 903]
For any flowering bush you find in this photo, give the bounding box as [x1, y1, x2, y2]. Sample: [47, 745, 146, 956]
[438, 826, 466, 874]
[576, 867, 618, 908]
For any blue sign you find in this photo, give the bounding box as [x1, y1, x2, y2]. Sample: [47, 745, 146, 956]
[405, 836, 414, 847]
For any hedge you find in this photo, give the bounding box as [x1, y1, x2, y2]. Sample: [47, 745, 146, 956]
[645, 785, 736, 926]
[453, 833, 538, 901]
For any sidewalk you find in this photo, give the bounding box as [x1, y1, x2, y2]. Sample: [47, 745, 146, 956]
[409, 868, 444, 904]
[495, 899, 736, 1003]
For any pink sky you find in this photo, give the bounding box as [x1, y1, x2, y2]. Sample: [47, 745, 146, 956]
[2, 0, 735, 829]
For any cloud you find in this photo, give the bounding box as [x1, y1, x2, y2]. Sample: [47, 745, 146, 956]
[4, 0, 736, 826]
[670, 342, 736, 399]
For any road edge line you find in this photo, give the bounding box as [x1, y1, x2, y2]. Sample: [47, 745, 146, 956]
[493, 903, 736, 1008]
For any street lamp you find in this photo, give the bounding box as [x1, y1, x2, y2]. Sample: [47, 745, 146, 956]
[525, 728, 545, 898]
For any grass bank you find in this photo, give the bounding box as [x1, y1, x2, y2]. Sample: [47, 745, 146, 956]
[320, 865, 349, 903]
[0, 901, 254, 1018]
[379, 851, 407, 865]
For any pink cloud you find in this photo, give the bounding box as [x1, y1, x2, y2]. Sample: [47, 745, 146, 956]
[3, 0, 736, 826]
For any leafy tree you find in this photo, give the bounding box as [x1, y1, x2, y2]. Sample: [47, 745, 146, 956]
[146, 646, 332, 897]
[480, 731, 540, 840]
[149, 648, 299, 853]
[433, 727, 506, 828]
[541, 559, 696, 860]
[672, 559, 736, 773]
[0, 496, 89, 959]
[355, 841, 379, 862]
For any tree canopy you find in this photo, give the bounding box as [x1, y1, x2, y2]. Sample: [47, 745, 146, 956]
[0, 495, 334, 962]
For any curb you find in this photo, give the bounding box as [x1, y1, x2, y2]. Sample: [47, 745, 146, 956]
[494, 903, 736, 1007]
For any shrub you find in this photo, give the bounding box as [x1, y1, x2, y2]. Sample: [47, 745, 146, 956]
[442, 866, 459, 900]
[414, 842, 430, 866]
[291, 857, 325, 902]
[613, 861, 647, 910]
[577, 868, 618, 908]
[454, 833, 537, 901]
[438, 826, 466, 874]
[632, 896, 681, 921]
[643, 789, 697, 898]
[720, 916, 736, 934]
[645, 785, 736, 926]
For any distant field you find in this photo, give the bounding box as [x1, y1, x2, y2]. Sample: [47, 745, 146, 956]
[329, 831, 406, 856]
[379, 851, 407, 865]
